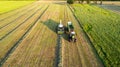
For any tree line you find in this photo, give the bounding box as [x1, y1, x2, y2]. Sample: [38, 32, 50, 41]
[67, 0, 120, 4]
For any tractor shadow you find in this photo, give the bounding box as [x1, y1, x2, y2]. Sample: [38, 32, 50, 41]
[42, 19, 69, 41]
[62, 29, 69, 41]
[42, 19, 58, 34]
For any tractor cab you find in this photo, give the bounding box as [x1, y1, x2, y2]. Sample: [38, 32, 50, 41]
[69, 31, 76, 42]
[70, 31, 75, 38]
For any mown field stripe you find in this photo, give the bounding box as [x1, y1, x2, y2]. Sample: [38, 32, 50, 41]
[0, 5, 44, 40]
[0, 5, 49, 67]
[67, 4, 105, 66]
[0, 5, 38, 29]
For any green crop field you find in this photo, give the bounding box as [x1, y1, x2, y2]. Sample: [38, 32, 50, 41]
[71, 4, 120, 67]
[0, 1, 119, 67]
[0, 1, 34, 14]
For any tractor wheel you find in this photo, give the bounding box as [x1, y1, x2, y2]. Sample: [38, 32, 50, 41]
[74, 38, 76, 42]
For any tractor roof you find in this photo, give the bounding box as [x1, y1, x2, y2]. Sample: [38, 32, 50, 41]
[68, 21, 72, 25]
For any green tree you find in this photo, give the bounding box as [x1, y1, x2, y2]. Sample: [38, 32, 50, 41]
[81, 0, 84, 3]
[86, 0, 90, 4]
[100, 0, 102, 5]
[67, 0, 74, 4]
[94, 0, 98, 4]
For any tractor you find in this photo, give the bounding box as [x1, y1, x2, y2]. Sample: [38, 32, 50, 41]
[66, 21, 76, 42]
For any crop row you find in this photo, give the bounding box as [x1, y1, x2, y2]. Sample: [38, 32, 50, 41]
[72, 4, 120, 67]
[2, 4, 60, 67]
[0, 3, 48, 66]
[0, 5, 44, 40]
[0, 2, 38, 28]
[0, 4, 38, 29]
[0, 1, 34, 17]
[0, 2, 105, 67]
